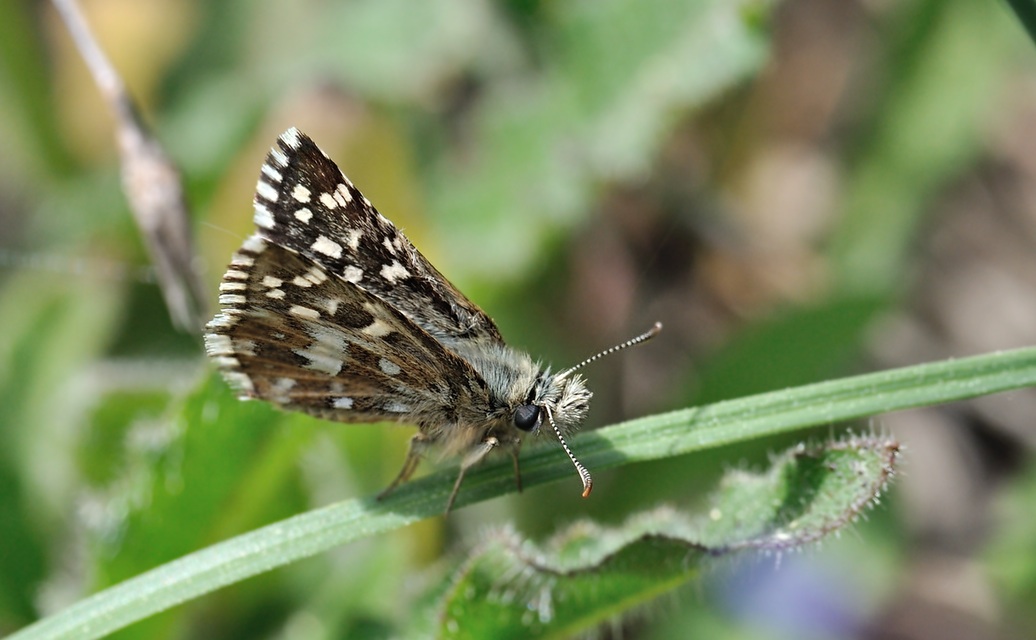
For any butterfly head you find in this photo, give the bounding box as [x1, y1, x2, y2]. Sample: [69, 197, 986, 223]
[505, 368, 594, 496]
[508, 322, 662, 498]
[513, 371, 591, 434]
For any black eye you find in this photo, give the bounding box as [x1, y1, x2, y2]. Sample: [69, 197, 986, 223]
[513, 404, 540, 431]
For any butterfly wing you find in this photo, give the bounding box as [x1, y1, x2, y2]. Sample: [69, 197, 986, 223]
[205, 235, 495, 428]
[250, 127, 504, 348]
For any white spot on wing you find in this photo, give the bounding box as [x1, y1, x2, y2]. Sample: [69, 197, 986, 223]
[289, 305, 321, 320]
[380, 261, 410, 283]
[261, 164, 282, 182]
[294, 325, 351, 376]
[256, 180, 279, 202]
[293, 349, 343, 376]
[320, 192, 337, 209]
[207, 313, 239, 330]
[294, 207, 313, 223]
[262, 276, 283, 288]
[293, 267, 327, 288]
[333, 397, 354, 409]
[343, 266, 363, 283]
[312, 235, 343, 258]
[204, 333, 234, 356]
[379, 358, 401, 376]
[242, 235, 267, 253]
[212, 356, 241, 370]
[226, 371, 255, 393]
[265, 289, 285, 300]
[232, 236, 266, 267]
[254, 203, 275, 229]
[233, 338, 257, 356]
[293, 327, 347, 376]
[292, 184, 311, 203]
[344, 229, 362, 250]
[333, 183, 352, 207]
[362, 317, 393, 337]
[270, 148, 289, 167]
[281, 127, 302, 149]
[383, 400, 411, 413]
[304, 267, 327, 285]
[270, 377, 296, 403]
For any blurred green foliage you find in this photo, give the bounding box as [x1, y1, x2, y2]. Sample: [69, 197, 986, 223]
[2, 0, 1036, 638]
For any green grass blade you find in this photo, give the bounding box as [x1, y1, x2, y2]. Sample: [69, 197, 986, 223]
[12, 346, 1036, 640]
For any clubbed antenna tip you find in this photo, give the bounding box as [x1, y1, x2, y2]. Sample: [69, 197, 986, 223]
[558, 322, 662, 379]
[545, 405, 594, 498]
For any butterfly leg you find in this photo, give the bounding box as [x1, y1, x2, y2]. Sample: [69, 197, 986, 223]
[378, 432, 433, 501]
[445, 436, 499, 512]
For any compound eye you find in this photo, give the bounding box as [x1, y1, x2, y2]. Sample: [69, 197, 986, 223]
[513, 404, 541, 431]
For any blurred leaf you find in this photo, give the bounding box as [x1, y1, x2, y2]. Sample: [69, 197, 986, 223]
[829, 0, 1018, 293]
[92, 373, 309, 588]
[419, 435, 898, 639]
[78, 388, 171, 486]
[245, 0, 504, 102]
[86, 374, 311, 640]
[984, 462, 1036, 631]
[431, 0, 769, 280]
[0, 0, 75, 176]
[0, 269, 123, 630]
[692, 294, 886, 404]
[1004, 0, 1036, 46]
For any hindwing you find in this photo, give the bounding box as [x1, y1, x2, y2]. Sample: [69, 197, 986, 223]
[204, 235, 493, 428]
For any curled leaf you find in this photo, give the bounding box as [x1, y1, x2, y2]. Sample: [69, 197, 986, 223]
[431, 434, 899, 639]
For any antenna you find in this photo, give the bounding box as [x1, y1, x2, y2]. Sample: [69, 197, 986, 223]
[557, 322, 662, 380]
[546, 322, 662, 498]
[545, 405, 594, 498]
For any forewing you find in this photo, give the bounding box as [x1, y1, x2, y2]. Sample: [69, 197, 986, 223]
[204, 235, 494, 427]
[251, 127, 503, 346]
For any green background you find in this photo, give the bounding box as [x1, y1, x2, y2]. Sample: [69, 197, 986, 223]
[2, 0, 1036, 638]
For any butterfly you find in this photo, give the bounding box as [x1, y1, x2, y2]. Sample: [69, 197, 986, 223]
[204, 127, 660, 511]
